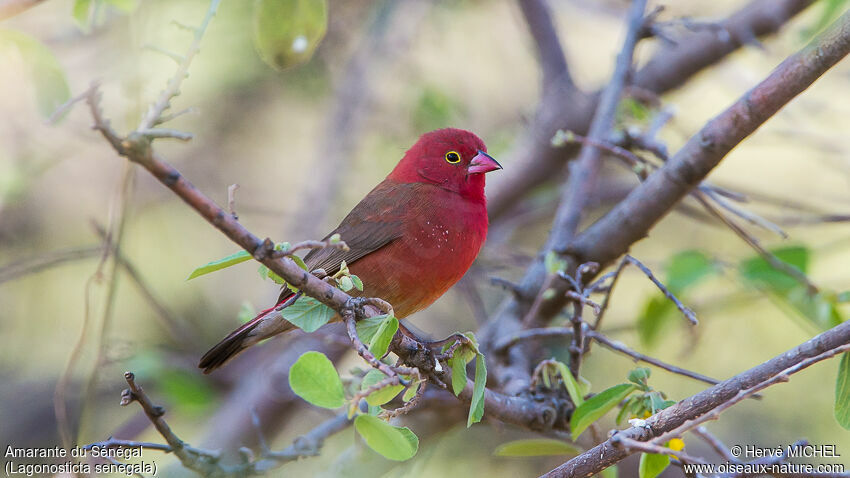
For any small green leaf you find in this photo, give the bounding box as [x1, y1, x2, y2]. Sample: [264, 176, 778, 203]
[289, 351, 345, 409]
[281, 296, 335, 333]
[570, 383, 637, 440]
[365, 315, 398, 358]
[354, 415, 418, 461]
[835, 352, 850, 430]
[329, 233, 342, 244]
[253, 0, 328, 70]
[555, 361, 584, 406]
[601, 465, 618, 478]
[628, 367, 651, 386]
[361, 369, 404, 407]
[338, 275, 354, 291]
[412, 86, 461, 131]
[0, 30, 71, 118]
[638, 452, 670, 478]
[102, 0, 136, 12]
[467, 353, 487, 427]
[291, 254, 309, 271]
[402, 381, 420, 402]
[493, 438, 579, 457]
[350, 275, 364, 291]
[740, 246, 809, 293]
[187, 250, 252, 280]
[158, 369, 215, 410]
[72, 0, 93, 30]
[259, 264, 296, 291]
[637, 295, 675, 347]
[545, 251, 567, 275]
[803, 0, 850, 38]
[356, 316, 384, 343]
[450, 353, 468, 396]
[665, 250, 714, 293]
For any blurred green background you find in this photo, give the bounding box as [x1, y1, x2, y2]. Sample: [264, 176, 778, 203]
[1, 0, 849, 476]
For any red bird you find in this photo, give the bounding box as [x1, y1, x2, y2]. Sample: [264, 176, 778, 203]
[199, 128, 501, 373]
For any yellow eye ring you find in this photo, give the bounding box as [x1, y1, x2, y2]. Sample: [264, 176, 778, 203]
[445, 151, 461, 164]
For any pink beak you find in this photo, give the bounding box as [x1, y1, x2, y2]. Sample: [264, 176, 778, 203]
[467, 150, 502, 175]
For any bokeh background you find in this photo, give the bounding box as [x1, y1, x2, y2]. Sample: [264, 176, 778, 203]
[1, 0, 849, 476]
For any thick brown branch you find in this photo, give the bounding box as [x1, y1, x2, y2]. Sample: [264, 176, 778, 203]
[572, 8, 850, 266]
[487, 0, 814, 219]
[540, 320, 850, 477]
[518, 0, 576, 97]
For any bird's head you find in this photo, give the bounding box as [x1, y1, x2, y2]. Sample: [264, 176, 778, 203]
[388, 128, 501, 199]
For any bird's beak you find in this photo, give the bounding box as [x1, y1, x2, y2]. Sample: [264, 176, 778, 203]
[467, 150, 502, 174]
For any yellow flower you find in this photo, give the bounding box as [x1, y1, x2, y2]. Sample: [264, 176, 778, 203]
[667, 438, 685, 459]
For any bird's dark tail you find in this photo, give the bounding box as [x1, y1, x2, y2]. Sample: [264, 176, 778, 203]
[199, 292, 296, 374]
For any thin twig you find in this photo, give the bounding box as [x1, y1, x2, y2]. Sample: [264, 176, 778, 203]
[0, 246, 103, 284]
[690, 426, 736, 462]
[650, 342, 850, 447]
[137, 0, 222, 131]
[692, 190, 818, 294]
[612, 435, 709, 465]
[586, 330, 718, 386]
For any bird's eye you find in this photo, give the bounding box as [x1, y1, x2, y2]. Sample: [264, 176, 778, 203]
[445, 151, 461, 164]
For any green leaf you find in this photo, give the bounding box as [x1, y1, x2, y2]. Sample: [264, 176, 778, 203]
[638, 452, 670, 478]
[402, 381, 420, 402]
[187, 250, 252, 280]
[450, 353, 468, 396]
[355, 314, 398, 358]
[600, 465, 618, 478]
[412, 86, 461, 132]
[72, 0, 92, 30]
[666, 250, 714, 292]
[288, 351, 345, 409]
[338, 275, 354, 291]
[544, 251, 567, 275]
[281, 296, 335, 333]
[367, 315, 398, 358]
[350, 274, 364, 291]
[0, 30, 70, 118]
[571, 384, 637, 440]
[253, 0, 328, 70]
[102, 0, 137, 12]
[786, 289, 844, 330]
[493, 438, 579, 457]
[291, 254, 309, 271]
[637, 295, 675, 347]
[803, 0, 850, 38]
[448, 343, 476, 396]
[835, 352, 850, 430]
[555, 361, 584, 406]
[628, 367, 651, 386]
[361, 369, 404, 407]
[356, 316, 385, 344]
[467, 353, 487, 427]
[740, 246, 809, 293]
[258, 264, 294, 289]
[158, 369, 215, 409]
[354, 415, 418, 461]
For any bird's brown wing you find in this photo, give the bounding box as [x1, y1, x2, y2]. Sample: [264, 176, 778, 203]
[278, 180, 412, 301]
